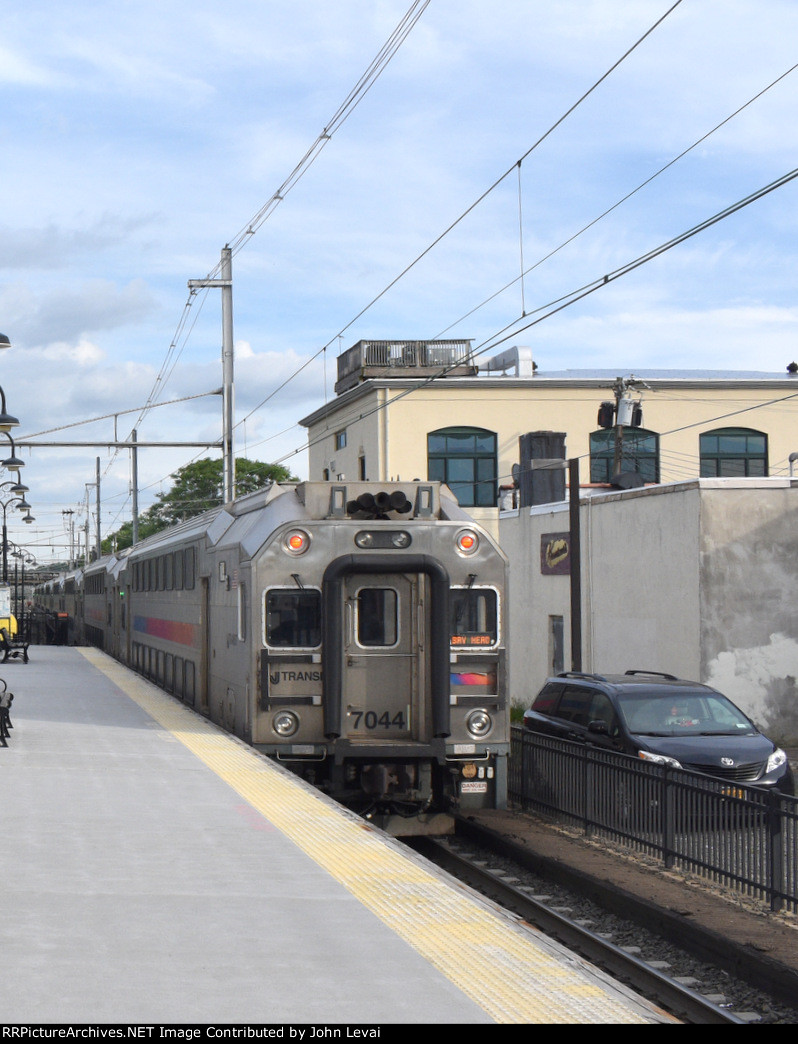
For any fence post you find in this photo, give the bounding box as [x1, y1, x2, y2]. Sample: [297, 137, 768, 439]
[662, 767, 675, 869]
[768, 788, 784, 913]
[582, 747, 594, 837]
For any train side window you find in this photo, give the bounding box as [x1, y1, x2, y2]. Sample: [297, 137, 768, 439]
[265, 589, 321, 648]
[165, 654, 174, 692]
[450, 588, 498, 647]
[356, 588, 397, 647]
[185, 548, 195, 590]
[185, 660, 195, 706]
[174, 551, 184, 590]
[164, 554, 173, 591]
[175, 657, 184, 698]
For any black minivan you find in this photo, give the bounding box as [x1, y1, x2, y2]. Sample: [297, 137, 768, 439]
[523, 670, 794, 794]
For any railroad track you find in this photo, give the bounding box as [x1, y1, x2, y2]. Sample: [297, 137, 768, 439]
[409, 828, 784, 1024]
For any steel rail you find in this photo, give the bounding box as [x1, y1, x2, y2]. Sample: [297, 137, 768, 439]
[412, 835, 745, 1025]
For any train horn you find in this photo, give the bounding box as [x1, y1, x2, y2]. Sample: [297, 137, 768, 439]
[389, 492, 412, 513]
[346, 490, 414, 519]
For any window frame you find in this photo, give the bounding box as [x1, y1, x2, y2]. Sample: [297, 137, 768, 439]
[589, 427, 660, 483]
[450, 585, 500, 648]
[699, 427, 768, 477]
[264, 586, 323, 649]
[354, 586, 399, 648]
[427, 426, 498, 508]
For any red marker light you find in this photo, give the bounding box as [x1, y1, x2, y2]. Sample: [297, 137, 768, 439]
[456, 530, 479, 555]
[284, 530, 310, 555]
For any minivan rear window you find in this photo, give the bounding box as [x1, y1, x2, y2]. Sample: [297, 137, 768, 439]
[532, 683, 562, 716]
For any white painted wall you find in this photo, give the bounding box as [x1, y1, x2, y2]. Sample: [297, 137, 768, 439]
[501, 479, 798, 742]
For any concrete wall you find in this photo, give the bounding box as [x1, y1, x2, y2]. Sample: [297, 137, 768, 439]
[699, 483, 798, 740]
[583, 483, 702, 682]
[500, 478, 798, 742]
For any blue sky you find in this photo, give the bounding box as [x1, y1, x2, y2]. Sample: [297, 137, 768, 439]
[2, 0, 798, 561]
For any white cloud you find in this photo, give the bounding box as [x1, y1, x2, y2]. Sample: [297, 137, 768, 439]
[1, 0, 797, 559]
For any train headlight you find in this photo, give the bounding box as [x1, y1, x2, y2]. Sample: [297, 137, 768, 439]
[466, 708, 492, 738]
[272, 710, 300, 737]
[283, 529, 310, 556]
[456, 529, 479, 556]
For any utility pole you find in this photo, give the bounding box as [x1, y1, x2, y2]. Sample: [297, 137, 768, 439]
[568, 457, 582, 672]
[95, 457, 101, 560]
[189, 246, 236, 504]
[597, 376, 648, 479]
[62, 509, 75, 568]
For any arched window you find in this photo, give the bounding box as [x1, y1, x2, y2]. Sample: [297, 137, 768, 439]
[700, 427, 768, 477]
[589, 428, 660, 483]
[428, 427, 497, 507]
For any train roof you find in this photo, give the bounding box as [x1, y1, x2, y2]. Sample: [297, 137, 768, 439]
[113, 480, 484, 566]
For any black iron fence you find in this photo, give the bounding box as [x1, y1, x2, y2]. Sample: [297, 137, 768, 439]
[510, 726, 798, 912]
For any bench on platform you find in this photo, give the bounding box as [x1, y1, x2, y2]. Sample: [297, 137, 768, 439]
[0, 626, 29, 664]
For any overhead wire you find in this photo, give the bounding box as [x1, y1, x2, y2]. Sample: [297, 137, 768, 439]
[41, 1, 793, 550]
[37, 0, 431, 547]
[433, 59, 798, 341]
[134, 0, 431, 436]
[238, 0, 687, 430]
[265, 165, 798, 469]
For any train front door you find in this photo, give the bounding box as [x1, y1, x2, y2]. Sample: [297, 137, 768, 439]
[342, 572, 426, 742]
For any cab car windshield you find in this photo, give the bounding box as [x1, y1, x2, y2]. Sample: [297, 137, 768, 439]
[617, 691, 757, 737]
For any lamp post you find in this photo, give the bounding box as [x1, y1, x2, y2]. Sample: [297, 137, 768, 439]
[1, 431, 26, 473]
[11, 546, 36, 623]
[0, 338, 31, 619]
[0, 481, 34, 585]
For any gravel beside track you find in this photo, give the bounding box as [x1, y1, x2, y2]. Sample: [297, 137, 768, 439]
[460, 807, 798, 1022]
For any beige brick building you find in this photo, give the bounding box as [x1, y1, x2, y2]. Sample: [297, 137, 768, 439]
[299, 341, 798, 738]
[299, 340, 798, 537]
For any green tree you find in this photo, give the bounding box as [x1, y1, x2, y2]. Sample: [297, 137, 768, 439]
[103, 457, 297, 553]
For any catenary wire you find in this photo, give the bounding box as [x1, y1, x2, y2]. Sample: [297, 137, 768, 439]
[133, 0, 431, 435]
[264, 166, 798, 468]
[238, 0, 687, 429]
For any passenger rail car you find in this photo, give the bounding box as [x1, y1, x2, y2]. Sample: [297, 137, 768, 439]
[40, 481, 509, 833]
[34, 569, 83, 644]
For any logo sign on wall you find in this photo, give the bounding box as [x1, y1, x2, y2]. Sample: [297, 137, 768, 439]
[541, 532, 570, 575]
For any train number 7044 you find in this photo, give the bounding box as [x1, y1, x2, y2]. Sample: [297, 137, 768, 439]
[348, 709, 406, 730]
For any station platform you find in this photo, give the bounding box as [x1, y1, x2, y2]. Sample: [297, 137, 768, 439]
[0, 647, 674, 1026]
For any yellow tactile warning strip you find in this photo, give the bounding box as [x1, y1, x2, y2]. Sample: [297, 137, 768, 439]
[81, 648, 667, 1025]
